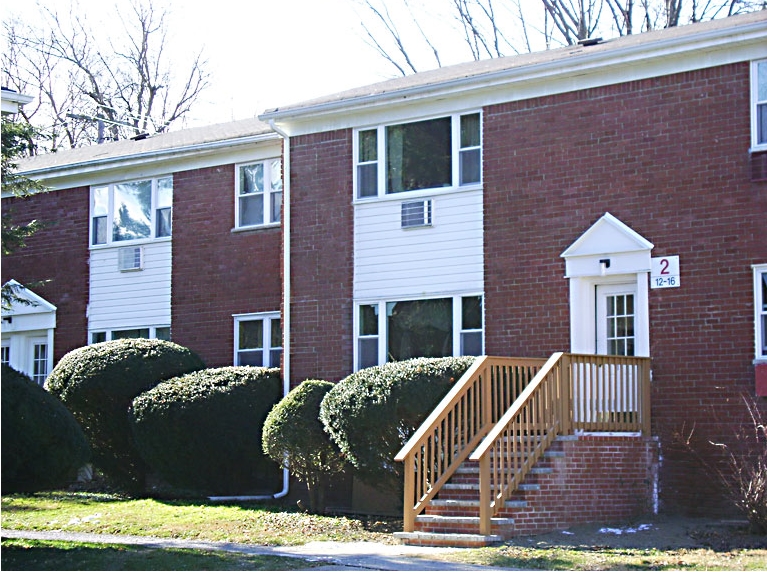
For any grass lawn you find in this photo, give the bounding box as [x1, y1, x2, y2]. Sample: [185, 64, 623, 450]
[2, 491, 766, 571]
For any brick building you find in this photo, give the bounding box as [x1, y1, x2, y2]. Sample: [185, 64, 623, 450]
[2, 119, 284, 372]
[260, 11, 767, 530]
[3, 10, 766, 541]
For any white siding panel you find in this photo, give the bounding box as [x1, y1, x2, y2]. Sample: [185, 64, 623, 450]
[88, 241, 172, 331]
[354, 189, 483, 300]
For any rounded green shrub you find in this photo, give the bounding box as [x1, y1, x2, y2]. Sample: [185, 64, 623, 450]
[319, 356, 475, 492]
[131, 366, 283, 495]
[263, 380, 346, 513]
[2, 365, 90, 493]
[45, 338, 205, 495]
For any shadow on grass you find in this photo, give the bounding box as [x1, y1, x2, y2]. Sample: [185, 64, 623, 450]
[1, 538, 314, 571]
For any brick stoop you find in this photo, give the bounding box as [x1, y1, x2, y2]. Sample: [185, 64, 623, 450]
[396, 434, 659, 547]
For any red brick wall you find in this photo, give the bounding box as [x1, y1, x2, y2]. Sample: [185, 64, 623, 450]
[501, 435, 659, 535]
[484, 62, 767, 515]
[1, 187, 90, 361]
[171, 164, 282, 367]
[288, 130, 354, 387]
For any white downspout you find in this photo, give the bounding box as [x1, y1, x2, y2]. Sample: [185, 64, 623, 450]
[209, 121, 291, 503]
[269, 119, 291, 499]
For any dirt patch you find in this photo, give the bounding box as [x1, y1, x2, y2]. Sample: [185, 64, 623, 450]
[505, 515, 766, 552]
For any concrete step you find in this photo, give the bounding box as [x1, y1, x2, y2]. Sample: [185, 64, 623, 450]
[415, 514, 515, 536]
[394, 531, 502, 548]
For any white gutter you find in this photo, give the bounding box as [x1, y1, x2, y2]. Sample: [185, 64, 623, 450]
[209, 120, 292, 503]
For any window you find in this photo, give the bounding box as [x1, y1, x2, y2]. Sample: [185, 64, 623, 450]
[1, 342, 9, 366]
[355, 113, 481, 199]
[355, 295, 483, 369]
[756, 265, 767, 361]
[236, 159, 282, 228]
[32, 342, 48, 385]
[90, 326, 170, 344]
[91, 176, 173, 246]
[234, 313, 282, 367]
[754, 60, 767, 149]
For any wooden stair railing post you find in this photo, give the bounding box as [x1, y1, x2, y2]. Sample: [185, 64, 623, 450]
[478, 453, 492, 536]
[560, 353, 572, 435]
[402, 451, 416, 532]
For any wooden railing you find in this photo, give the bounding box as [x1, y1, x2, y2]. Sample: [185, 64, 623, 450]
[569, 353, 651, 435]
[394, 356, 547, 532]
[469, 352, 651, 534]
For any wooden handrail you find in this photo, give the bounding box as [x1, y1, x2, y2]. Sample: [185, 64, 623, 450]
[397, 352, 652, 536]
[470, 352, 565, 535]
[394, 356, 546, 532]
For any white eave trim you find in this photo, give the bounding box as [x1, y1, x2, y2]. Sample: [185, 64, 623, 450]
[261, 15, 767, 135]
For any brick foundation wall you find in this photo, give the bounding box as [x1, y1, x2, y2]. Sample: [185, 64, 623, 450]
[1, 187, 90, 362]
[501, 435, 659, 535]
[288, 130, 354, 387]
[483, 62, 767, 515]
[171, 165, 282, 367]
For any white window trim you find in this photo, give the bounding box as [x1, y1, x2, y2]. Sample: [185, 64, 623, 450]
[353, 111, 482, 202]
[89, 325, 171, 344]
[755, 264, 767, 363]
[90, 176, 173, 248]
[1, 339, 9, 366]
[234, 159, 283, 231]
[353, 294, 484, 370]
[752, 59, 767, 152]
[233, 312, 282, 367]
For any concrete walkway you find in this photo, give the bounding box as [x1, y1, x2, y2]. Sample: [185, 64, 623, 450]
[1, 529, 508, 570]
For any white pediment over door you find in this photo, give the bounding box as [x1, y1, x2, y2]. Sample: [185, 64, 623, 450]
[561, 212, 654, 278]
[561, 213, 653, 357]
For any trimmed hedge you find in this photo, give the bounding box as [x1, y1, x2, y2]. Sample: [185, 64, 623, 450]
[320, 356, 475, 492]
[1, 365, 90, 494]
[131, 366, 283, 495]
[263, 380, 346, 512]
[45, 338, 205, 495]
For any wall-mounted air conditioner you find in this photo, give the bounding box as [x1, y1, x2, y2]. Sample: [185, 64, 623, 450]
[117, 246, 143, 271]
[401, 199, 433, 229]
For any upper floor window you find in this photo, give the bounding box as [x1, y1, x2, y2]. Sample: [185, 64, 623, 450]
[236, 159, 282, 229]
[355, 112, 481, 199]
[756, 264, 767, 362]
[91, 176, 172, 246]
[753, 60, 767, 149]
[234, 312, 282, 367]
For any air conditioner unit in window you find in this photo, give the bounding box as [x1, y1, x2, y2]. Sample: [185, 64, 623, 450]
[118, 246, 143, 271]
[401, 199, 433, 229]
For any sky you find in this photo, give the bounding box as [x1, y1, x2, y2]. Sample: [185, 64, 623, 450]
[4, 0, 468, 129]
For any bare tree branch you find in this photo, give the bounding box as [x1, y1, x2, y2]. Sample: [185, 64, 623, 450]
[2, 0, 210, 149]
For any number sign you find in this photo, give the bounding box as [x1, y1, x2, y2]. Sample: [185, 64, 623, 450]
[651, 256, 680, 289]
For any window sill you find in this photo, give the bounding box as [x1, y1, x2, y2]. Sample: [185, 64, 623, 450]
[89, 237, 172, 250]
[231, 223, 281, 234]
[353, 183, 483, 205]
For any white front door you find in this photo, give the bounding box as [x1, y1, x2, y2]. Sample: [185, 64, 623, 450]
[596, 283, 638, 356]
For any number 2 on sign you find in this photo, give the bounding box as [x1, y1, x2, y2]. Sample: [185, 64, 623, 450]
[659, 258, 670, 275]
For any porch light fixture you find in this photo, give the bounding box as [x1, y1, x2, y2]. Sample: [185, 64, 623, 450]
[599, 258, 611, 276]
